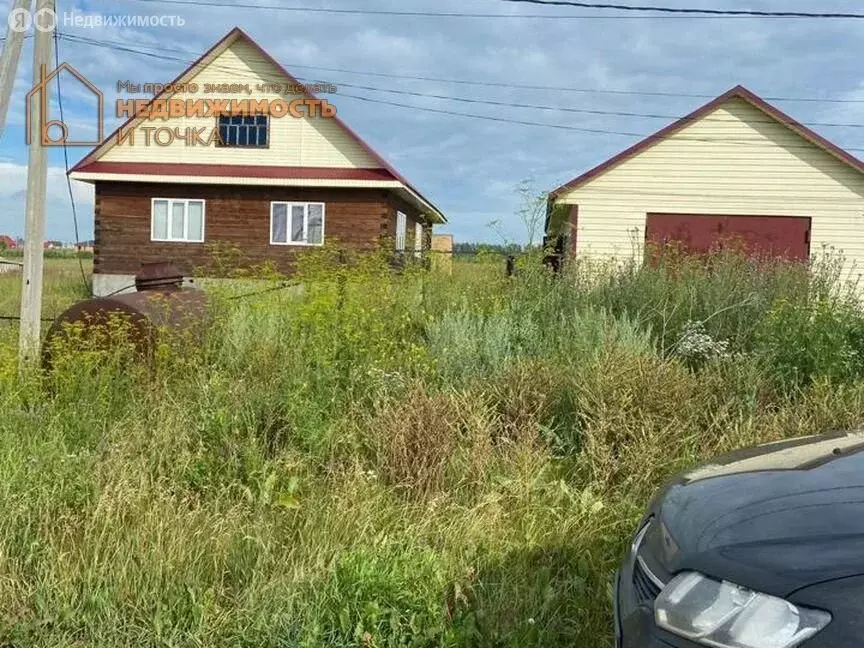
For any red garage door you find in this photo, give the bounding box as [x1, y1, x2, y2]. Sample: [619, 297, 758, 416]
[646, 213, 811, 261]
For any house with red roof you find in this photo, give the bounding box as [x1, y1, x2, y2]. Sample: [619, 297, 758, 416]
[70, 27, 445, 296]
[546, 85, 864, 270]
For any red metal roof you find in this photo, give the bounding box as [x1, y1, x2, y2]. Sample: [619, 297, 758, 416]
[69, 27, 444, 220]
[550, 85, 864, 199]
[71, 162, 398, 181]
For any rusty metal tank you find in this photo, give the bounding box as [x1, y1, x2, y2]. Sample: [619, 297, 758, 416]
[43, 262, 208, 368]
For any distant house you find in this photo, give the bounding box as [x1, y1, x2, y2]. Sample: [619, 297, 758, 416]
[0, 235, 15, 249]
[431, 234, 454, 275]
[546, 85, 864, 270]
[70, 27, 446, 296]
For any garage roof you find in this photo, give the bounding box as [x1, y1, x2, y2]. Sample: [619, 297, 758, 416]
[550, 85, 864, 199]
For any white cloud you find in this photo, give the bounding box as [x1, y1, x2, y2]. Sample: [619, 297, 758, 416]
[0, 162, 94, 240]
[819, 81, 864, 128]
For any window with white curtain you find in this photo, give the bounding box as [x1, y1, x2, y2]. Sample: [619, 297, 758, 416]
[271, 202, 325, 246]
[151, 199, 205, 242]
[396, 211, 407, 251]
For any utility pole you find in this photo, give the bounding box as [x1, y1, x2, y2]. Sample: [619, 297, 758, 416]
[19, 0, 55, 365]
[0, 0, 33, 136]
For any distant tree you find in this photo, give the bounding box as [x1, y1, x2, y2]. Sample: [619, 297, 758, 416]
[452, 242, 524, 256]
[514, 178, 549, 248]
[486, 177, 551, 248]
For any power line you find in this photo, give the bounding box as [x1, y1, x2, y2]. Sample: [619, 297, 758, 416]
[491, 0, 864, 18]
[226, 282, 301, 301]
[0, 315, 56, 323]
[120, 0, 864, 19]
[0, 34, 33, 43]
[57, 34, 864, 148]
[114, 0, 657, 19]
[327, 91, 864, 152]
[55, 35, 642, 138]
[341, 90, 649, 136]
[294, 77, 864, 130]
[53, 28, 90, 294]
[75, 32, 858, 126]
[57, 32, 864, 106]
[55, 34, 864, 152]
[100, 283, 138, 297]
[266, 68, 864, 105]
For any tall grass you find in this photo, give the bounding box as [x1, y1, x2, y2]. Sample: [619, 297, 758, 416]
[1, 250, 864, 646]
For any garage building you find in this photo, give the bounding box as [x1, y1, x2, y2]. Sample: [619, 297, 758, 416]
[547, 85, 864, 270]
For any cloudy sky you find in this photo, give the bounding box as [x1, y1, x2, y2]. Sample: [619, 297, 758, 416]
[0, 0, 863, 243]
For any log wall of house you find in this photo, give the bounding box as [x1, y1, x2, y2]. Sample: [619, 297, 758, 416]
[94, 182, 426, 276]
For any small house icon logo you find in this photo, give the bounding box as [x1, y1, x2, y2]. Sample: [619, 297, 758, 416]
[25, 62, 104, 146]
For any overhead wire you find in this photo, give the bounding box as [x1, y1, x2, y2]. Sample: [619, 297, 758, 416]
[295, 78, 864, 130]
[58, 32, 864, 105]
[121, 0, 864, 19]
[54, 27, 91, 294]
[0, 314, 56, 322]
[490, 0, 864, 19]
[55, 34, 864, 153]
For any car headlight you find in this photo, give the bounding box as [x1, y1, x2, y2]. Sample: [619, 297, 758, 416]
[655, 571, 831, 648]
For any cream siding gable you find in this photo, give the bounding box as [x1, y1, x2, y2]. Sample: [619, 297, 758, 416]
[100, 39, 379, 169]
[557, 98, 864, 275]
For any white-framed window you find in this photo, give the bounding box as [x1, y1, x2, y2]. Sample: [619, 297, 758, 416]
[151, 198, 205, 243]
[271, 202, 325, 246]
[396, 211, 407, 251]
[415, 221, 424, 258]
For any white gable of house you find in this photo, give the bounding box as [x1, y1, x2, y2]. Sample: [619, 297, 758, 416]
[98, 37, 380, 169]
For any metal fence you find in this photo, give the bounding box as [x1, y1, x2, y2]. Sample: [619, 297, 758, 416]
[0, 258, 23, 274]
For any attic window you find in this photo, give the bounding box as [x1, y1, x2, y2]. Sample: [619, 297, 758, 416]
[217, 114, 269, 148]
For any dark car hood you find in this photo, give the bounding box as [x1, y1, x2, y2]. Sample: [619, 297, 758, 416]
[650, 430, 864, 597]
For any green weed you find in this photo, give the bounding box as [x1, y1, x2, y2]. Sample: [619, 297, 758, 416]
[0, 251, 863, 646]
